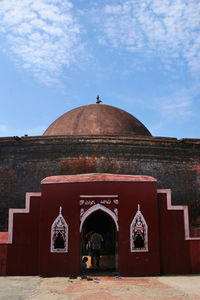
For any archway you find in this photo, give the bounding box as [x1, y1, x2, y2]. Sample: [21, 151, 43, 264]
[80, 210, 118, 273]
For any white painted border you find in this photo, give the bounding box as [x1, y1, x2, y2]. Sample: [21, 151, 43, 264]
[8, 192, 41, 244]
[130, 204, 148, 252]
[80, 195, 118, 198]
[158, 189, 200, 241]
[80, 204, 119, 232]
[50, 207, 68, 253]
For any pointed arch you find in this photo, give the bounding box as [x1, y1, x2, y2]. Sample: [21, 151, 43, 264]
[80, 204, 119, 232]
[130, 204, 148, 252]
[51, 207, 68, 253]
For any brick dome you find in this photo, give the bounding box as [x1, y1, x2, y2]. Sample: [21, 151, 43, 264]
[43, 104, 151, 136]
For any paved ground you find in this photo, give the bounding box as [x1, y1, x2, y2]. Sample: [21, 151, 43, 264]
[0, 275, 200, 300]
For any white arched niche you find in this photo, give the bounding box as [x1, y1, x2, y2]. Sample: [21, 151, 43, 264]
[51, 206, 68, 253]
[130, 204, 148, 252]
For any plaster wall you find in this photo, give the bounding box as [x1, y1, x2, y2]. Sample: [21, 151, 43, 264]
[158, 193, 191, 274]
[1, 174, 200, 276]
[189, 241, 200, 273]
[6, 195, 40, 275]
[40, 177, 160, 276]
[0, 244, 7, 275]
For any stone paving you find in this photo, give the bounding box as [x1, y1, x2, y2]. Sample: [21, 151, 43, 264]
[0, 275, 200, 300]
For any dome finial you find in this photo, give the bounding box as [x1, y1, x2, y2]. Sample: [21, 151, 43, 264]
[96, 95, 102, 104]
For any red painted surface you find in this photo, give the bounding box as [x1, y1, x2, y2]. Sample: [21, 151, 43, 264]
[39, 182, 80, 277]
[1, 174, 200, 276]
[189, 240, 200, 273]
[158, 193, 191, 274]
[6, 196, 40, 275]
[118, 181, 160, 276]
[0, 244, 7, 275]
[40, 178, 159, 277]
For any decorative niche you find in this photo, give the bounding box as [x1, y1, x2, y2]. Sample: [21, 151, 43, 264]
[130, 204, 148, 252]
[51, 207, 68, 253]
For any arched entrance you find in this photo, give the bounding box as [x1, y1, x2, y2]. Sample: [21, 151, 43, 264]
[80, 209, 118, 273]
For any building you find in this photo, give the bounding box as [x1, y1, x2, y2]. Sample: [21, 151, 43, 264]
[0, 102, 200, 276]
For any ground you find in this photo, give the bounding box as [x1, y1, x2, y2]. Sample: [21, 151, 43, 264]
[0, 275, 200, 300]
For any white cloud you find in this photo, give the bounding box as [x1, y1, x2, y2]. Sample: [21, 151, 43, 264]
[147, 88, 195, 137]
[160, 97, 192, 118]
[99, 0, 200, 72]
[0, 0, 82, 84]
[156, 88, 194, 120]
[1, 0, 200, 84]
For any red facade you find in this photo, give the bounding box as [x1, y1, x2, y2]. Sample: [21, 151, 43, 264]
[0, 174, 200, 276]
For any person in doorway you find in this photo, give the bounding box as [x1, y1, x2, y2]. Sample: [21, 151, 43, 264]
[85, 230, 93, 255]
[81, 256, 88, 274]
[91, 231, 104, 267]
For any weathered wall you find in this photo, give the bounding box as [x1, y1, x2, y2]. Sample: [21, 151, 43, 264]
[3, 175, 160, 276]
[0, 135, 200, 231]
[0, 242, 7, 275]
[40, 176, 160, 277]
[6, 195, 40, 275]
[158, 193, 191, 274]
[2, 174, 200, 276]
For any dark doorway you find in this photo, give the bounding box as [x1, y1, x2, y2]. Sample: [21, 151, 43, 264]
[80, 210, 118, 274]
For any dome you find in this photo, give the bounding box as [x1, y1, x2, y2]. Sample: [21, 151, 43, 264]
[43, 104, 151, 136]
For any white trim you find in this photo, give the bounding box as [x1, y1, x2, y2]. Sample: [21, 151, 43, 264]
[8, 192, 41, 244]
[130, 204, 148, 252]
[80, 195, 118, 198]
[80, 204, 119, 232]
[158, 189, 200, 241]
[51, 206, 68, 253]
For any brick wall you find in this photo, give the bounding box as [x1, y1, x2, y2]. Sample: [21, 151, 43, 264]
[0, 135, 200, 231]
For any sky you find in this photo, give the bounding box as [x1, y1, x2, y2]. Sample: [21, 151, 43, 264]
[0, 0, 200, 139]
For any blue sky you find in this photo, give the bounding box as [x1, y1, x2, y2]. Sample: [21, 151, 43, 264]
[0, 0, 199, 138]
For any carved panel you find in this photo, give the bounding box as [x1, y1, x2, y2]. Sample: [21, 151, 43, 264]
[130, 204, 148, 252]
[51, 207, 68, 253]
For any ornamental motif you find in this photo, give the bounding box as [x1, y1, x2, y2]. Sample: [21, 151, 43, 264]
[51, 207, 68, 253]
[130, 204, 148, 252]
[80, 208, 84, 218]
[80, 200, 84, 206]
[114, 208, 118, 219]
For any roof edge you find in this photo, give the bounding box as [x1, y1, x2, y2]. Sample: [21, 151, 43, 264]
[41, 173, 157, 184]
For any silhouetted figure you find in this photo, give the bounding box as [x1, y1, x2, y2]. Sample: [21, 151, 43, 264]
[81, 256, 88, 274]
[91, 232, 103, 267]
[86, 230, 93, 255]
